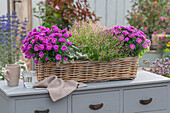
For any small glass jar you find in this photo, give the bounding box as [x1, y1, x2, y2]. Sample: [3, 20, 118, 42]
[22, 71, 36, 88]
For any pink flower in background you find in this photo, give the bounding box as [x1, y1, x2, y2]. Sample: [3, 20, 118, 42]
[165, 28, 169, 32]
[130, 44, 135, 49]
[66, 41, 72, 45]
[32, 53, 35, 57]
[35, 60, 38, 65]
[64, 57, 68, 61]
[46, 43, 52, 50]
[52, 38, 57, 43]
[55, 5, 60, 10]
[144, 27, 148, 30]
[160, 16, 164, 21]
[142, 43, 148, 48]
[61, 46, 67, 51]
[39, 51, 44, 58]
[162, 32, 165, 35]
[166, 8, 170, 11]
[39, 44, 44, 50]
[125, 37, 129, 41]
[161, 37, 164, 40]
[56, 54, 61, 60]
[69, 34, 72, 37]
[136, 38, 142, 44]
[34, 44, 39, 51]
[59, 38, 66, 42]
[63, 33, 68, 38]
[153, 32, 157, 35]
[45, 58, 48, 61]
[68, 51, 70, 53]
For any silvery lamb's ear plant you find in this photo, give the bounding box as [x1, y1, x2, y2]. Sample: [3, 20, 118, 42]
[0, 12, 28, 79]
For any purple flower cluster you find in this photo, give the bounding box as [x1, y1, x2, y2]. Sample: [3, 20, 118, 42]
[21, 26, 73, 64]
[142, 58, 170, 76]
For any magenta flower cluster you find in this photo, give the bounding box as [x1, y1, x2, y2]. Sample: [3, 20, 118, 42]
[21, 26, 72, 64]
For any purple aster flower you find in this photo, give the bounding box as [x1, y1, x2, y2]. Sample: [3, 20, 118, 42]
[39, 44, 44, 50]
[22, 39, 27, 44]
[46, 43, 52, 50]
[56, 54, 61, 60]
[63, 33, 68, 38]
[61, 46, 67, 51]
[130, 44, 135, 49]
[26, 53, 32, 59]
[39, 36, 45, 41]
[52, 38, 57, 43]
[66, 41, 72, 45]
[69, 34, 72, 37]
[45, 58, 48, 61]
[39, 51, 44, 58]
[61, 29, 67, 33]
[34, 44, 39, 51]
[113, 29, 119, 35]
[136, 38, 142, 44]
[32, 53, 35, 57]
[125, 37, 129, 41]
[35, 59, 38, 65]
[52, 26, 58, 29]
[31, 39, 35, 44]
[53, 45, 59, 49]
[129, 33, 135, 38]
[59, 38, 66, 43]
[28, 44, 33, 50]
[33, 28, 37, 32]
[53, 28, 59, 32]
[49, 33, 55, 40]
[64, 57, 68, 61]
[142, 43, 148, 48]
[56, 33, 62, 38]
[122, 31, 129, 35]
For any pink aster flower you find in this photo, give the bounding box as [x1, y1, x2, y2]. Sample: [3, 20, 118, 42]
[69, 34, 72, 37]
[136, 38, 142, 44]
[39, 51, 44, 58]
[64, 57, 68, 61]
[61, 46, 67, 51]
[63, 33, 68, 38]
[125, 37, 129, 41]
[21, 46, 25, 53]
[66, 41, 72, 45]
[129, 33, 135, 38]
[39, 44, 44, 50]
[27, 53, 32, 59]
[39, 36, 45, 41]
[142, 43, 148, 48]
[35, 59, 38, 65]
[119, 35, 124, 40]
[53, 45, 59, 49]
[28, 44, 33, 50]
[56, 33, 62, 38]
[45, 58, 48, 61]
[22, 39, 27, 44]
[31, 39, 35, 44]
[52, 38, 57, 43]
[34, 44, 39, 51]
[61, 29, 67, 33]
[122, 31, 129, 35]
[145, 39, 151, 46]
[46, 43, 52, 50]
[55, 48, 58, 52]
[130, 44, 135, 49]
[32, 53, 35, 57]
[56, 54, 61, 60]
[59, 38, 66, 43]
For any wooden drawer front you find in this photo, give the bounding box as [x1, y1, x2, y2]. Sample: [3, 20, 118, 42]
[124, 86, 167, 113]
[72, 91, 120, 113]
[16, 97, 67, 113]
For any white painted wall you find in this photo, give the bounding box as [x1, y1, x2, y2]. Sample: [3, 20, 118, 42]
[0, 0, 8, 15]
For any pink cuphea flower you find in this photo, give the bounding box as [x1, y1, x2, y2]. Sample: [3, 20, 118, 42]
[61, 46, 67, 51]
[130, 44, 135, 49]
[136, 38, 142, 44]
[125, 37, 129, 41]
[64, 57, 68, 61]
[142, 43, 148, 48]
[34, 44, 39, 51]
[39, 51, 44, 58]
[66, 41, 72, 45]
[32, 53, 35, 57]
[35, 59, 38, 65]
[39, 44, 44, 50]
[59, 38, 66, 43]
[46, 43, 52, 50]
[45, 58, 48, 61]
[56, 54, 61, 60]
[52, 38, 57, 43]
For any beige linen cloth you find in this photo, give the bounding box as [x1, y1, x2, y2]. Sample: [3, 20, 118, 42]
[33, 75, 87, 102]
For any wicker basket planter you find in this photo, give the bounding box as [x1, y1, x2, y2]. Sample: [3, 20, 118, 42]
[35, 57, 139, 83]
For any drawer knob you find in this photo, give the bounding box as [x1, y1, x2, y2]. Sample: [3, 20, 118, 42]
[34, 109, 50, 113]
[89, 103, 103, 110]
[139, 98, 152, 105]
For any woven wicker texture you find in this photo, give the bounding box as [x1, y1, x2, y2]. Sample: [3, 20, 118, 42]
[35, 57, 139, 83]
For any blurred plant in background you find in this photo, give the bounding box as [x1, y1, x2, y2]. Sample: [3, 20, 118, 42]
[126, 0, 170, 37]
[0, 12, 27, 79]
[33, 0, 100, 29]
[142, 58, 170, 77]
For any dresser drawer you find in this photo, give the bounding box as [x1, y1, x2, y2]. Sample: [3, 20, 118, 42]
[16, 97, 67, 113]
[124, 86, 167, 113]
[72, 91, 120, 113]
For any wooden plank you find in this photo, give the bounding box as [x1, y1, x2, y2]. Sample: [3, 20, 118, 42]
[107, 0, 117, 28]
[95, 0, 106, 26]
[116, 0, 125, 26]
